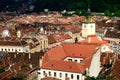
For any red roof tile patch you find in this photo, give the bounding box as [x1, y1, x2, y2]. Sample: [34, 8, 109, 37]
[47, 46, 66, 60]
[81, 35, 108, 44]
[41, 60, 85, 73]
[62, 43, 98, 58]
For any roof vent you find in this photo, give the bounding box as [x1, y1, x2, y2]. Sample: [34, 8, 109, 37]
[51, 64, 54, 67]
[80, 54, 82, 56]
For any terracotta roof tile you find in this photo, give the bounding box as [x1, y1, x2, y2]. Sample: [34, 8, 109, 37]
[41, 60, 85, 73]
[0, 40, 28, 46]
[80, 35, 108, 44]
[42, 43, 99, 72]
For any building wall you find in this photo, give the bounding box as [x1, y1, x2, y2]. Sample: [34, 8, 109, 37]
[39, 38, 48, 51]
[30, 45, 41, 53]
[23, 45, 30, 52]
[104, 37, 120, 54]
[38, 69, 85, 80]
[89, 48, 101, 77]
[101, 45, 112, 53]
[64, 39, 73, 43]
[0, 45, 29, 53]
[82, 22, 95, 38]
[72, 32, 81, 42]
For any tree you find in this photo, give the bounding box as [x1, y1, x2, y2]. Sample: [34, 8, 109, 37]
[86, 76, 96, 80]
[104, 10, 112, 17]
[114, 10, 120, 17]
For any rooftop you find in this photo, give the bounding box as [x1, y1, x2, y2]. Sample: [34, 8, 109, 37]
[41, 43, 99, 73]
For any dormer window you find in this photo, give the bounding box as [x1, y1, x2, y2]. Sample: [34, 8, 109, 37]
[68, 59, 72, 61]
[75, 59, 77, 62]
[80, 60, 83, 62]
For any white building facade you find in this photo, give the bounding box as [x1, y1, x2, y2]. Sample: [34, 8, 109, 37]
[82, 22, 96, 38]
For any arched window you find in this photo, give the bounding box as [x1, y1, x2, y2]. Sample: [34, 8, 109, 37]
[77, 75, 79, 80]
[49, 71, 51, 76]
[65, 73, 68, 77]
[60, 73, 62, 78]
[54, 72, 56, 77]
[43, 71, 46, 75]
[71, 74, 73, 79]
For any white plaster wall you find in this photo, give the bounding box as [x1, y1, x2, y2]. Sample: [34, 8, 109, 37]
[39, 38, 48, 51]
[82, 23, 96, 37]
[89, 48, 101, 77]
[0, 46, 25, 52]
[64, 39, 73, 43]
[101, 45, 112, 53]
[38, 69, 84, 80]
[23, 45, 30, 52]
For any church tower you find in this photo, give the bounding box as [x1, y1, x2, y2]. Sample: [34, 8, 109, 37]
[82, 8, 96, 38]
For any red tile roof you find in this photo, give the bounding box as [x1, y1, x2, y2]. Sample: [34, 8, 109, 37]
[46, 45, 66, 60]
[48, 34, 72, 44]
[80, 35, 108, 44]
[62, 43, 98, 58]
[42, 43, 99, 73]
[41, 60, 85, 73]
[0, 40, 28, 46]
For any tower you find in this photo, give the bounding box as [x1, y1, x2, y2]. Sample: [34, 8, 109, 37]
[81, 8, 96, 38]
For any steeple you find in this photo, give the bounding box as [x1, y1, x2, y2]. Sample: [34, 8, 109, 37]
[82, 8, 96, 38]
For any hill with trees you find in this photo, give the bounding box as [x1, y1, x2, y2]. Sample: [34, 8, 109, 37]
[0, 0, 120, 13]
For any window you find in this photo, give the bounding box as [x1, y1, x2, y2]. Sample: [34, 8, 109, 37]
[91, 25, 92, 28]
[1, 48, 3, 51]
[38, 72, 41, 74]
[54, 72, 56, 77]
[68, 59, 72, 61]
[15, 49, 17, 52]
[5, 49, 7, 51]
[60, 73, 62, 78]
[84, 25, 86, 28]
[75, 60, 77, 62]
[8, 49, 10, 51]
[43, 71, 46, 75]
[103, 47, 106, 50]
[65, 73, 68, 77]
[26, 49, 28, 52]
[77, 75, 79, 80]
[12, 49, 14, 51]
[71, 74, 73, 79]
[80, 60, 83, 62]
[19, 49, 21, 51]
[49, 72, 51, 76]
